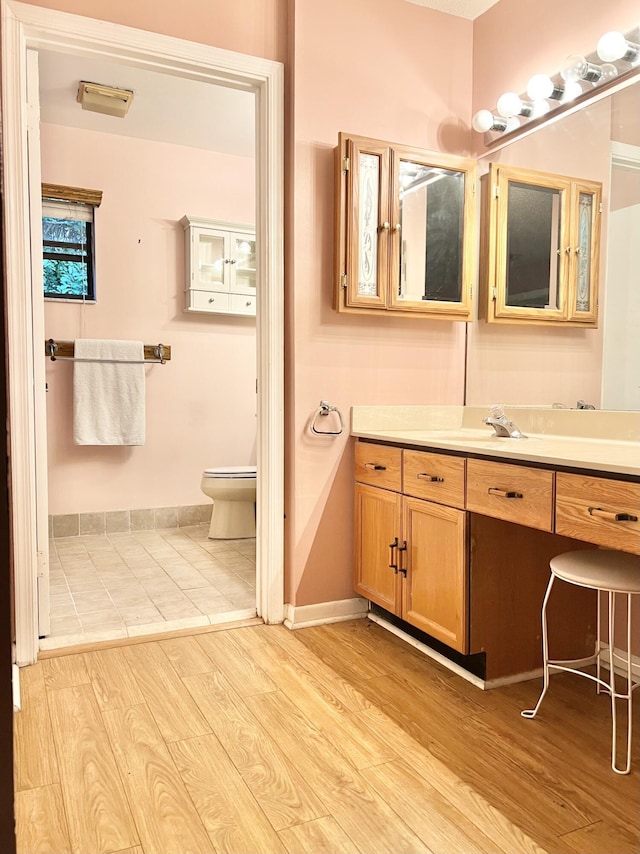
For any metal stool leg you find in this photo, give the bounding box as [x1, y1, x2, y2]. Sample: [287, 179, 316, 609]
[522, 573, 556, 719]
[610, 592, 634, 775]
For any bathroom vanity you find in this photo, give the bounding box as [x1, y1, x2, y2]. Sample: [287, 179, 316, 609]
[351, 406, 640, 685]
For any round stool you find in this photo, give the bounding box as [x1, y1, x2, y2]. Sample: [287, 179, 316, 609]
[522, 548, 640, 774]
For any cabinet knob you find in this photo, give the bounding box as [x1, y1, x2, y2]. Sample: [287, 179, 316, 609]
[364, 462, 387, 471]
[488, 487, 523, 499]
[380, 222, 390, 231]
[246, 301, 252, 307]
[208, 298, 215, 303]
[393, 223, 401, 232]
[417, 473, 444, 482]
[230, 259, 237, 264]
[224, 259, 230, 264]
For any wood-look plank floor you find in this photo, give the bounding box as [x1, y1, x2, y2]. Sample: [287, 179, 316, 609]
[14, 619, 640, 854]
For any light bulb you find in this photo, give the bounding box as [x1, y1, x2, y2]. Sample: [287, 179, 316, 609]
[496, 92, 534, 118]
[472, 109, 506, 133]
[526, 74, 560, 101]
[560, 80, 583, 102]
[597, 31, 640, 63]
[561, 54, 618, 83]
[530, 100, 551, 119]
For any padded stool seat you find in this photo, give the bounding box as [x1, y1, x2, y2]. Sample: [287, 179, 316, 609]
[551, 549, 640, 593]
[522, 548, 640, 774]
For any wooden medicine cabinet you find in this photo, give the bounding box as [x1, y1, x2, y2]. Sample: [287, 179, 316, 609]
[334, 133, 477, 321]
[479, 163, 601, 326]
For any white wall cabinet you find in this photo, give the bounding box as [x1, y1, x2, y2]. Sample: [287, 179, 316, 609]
[181, 216, 256, 316]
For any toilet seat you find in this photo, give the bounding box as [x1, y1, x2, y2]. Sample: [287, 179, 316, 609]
[202, 466, 256, 479]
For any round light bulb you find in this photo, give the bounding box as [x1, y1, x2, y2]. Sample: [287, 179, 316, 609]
[597, 31, 628, 62]
[530, 100, 550, 119]
[526, 74, 554, 100]
[561, 55, 588, 82]
[496, 92, 524, 117]
[472, 109, 498, 133]
[560, 79, 583, 102]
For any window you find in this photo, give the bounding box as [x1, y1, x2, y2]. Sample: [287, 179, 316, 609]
[41, 183, 102, 301]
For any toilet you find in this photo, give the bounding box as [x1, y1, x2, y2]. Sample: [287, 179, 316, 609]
[200, 466, 257, 539]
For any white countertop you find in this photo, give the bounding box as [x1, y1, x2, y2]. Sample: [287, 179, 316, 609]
[351, 407, 640, 478]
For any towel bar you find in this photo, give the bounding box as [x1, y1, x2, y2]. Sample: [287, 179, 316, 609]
[45, 339, 171, 364]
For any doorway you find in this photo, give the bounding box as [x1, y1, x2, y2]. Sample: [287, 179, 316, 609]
[2, 0, 284, 665]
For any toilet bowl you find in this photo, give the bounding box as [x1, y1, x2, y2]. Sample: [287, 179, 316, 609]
[200, 466, 257, 539]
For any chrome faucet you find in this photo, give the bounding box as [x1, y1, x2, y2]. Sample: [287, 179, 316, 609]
[483, 404, 527, 439]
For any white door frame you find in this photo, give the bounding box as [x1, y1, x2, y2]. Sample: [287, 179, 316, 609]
[1, 0, 285, 665]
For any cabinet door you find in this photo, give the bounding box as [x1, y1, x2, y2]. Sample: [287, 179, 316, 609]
[402, 496, 468, 653]
[566, 181, 600, 324]
[344, 136, 391, 310]
[388, 147, 475, 318]
[231, 233, 257, 296]
[354, 483, 402, 615]
[492, 164, 570, 323]
[192, 227, 228, 291]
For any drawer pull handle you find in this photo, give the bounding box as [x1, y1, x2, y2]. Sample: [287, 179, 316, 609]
[397, 541, 408, 577]
[389, 537, 398, 573]
[488, 488, 523, 499]
[588, 507, 638, 523]
[417, 474, 444, 482]
[364, 463, 387, 471]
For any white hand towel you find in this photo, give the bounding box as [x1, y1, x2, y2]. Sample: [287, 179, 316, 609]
[73, 339, 145, 445]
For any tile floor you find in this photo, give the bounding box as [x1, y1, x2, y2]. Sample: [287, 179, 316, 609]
[43, 524, 256, 650]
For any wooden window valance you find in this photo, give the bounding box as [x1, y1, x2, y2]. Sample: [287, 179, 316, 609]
[41, 183, 102, 207]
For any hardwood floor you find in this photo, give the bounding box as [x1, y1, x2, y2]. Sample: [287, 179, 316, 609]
[13, 619, 640, 854]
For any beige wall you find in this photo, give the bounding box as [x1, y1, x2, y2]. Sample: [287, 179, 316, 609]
[41, 123, 257, 514]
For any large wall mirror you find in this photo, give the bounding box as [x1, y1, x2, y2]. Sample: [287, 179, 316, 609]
[465, 73, 640, 412]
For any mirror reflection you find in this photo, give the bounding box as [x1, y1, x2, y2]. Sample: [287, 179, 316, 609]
[466, 75, 640, 411]
[398, 162, 464, 303]
[505, 182, 561, 309]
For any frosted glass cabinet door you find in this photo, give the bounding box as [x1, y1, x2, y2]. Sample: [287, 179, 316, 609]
[566, 182, 601, 324]
[344, 138, 390, 310]
[193, 228, 226, 290]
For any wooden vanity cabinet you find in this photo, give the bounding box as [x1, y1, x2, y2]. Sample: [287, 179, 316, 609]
[354, 443, 469, 652]
[335, 133, 476, 321]
[480, 163, 601, 327]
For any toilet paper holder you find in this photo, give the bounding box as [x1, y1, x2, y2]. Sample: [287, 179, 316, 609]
[310, 400, 344, 436]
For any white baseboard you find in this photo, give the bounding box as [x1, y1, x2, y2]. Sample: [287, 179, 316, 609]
[284, 597, 367, 630]
[12, 664, 20, 712]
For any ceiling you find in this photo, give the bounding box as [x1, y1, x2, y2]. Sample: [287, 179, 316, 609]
[404, 0, 499, 18]
[38, 49, 256, 158]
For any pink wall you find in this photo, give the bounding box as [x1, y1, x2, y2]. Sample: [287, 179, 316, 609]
[41, 123, 256, 514]
[25, 0, 640, 623]
[25, 0, 287, 63]
[287, 0, 473, 607]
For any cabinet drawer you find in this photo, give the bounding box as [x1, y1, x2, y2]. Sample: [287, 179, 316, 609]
[354, 443, 402, 492]
[187, 290, 230, 312]
[230, 293, 257, 315]
[556, 473, 640, 554]
[466, 459, 554, 532]
[403, 450, 465, 508]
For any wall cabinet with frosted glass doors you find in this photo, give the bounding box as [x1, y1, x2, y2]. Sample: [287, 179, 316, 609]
[181, 216, 256, 316]
[334, 133, 476, 320]
[479, 164, 601, 326]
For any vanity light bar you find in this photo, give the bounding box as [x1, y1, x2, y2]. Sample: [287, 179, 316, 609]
[472, 24, 640, 144]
